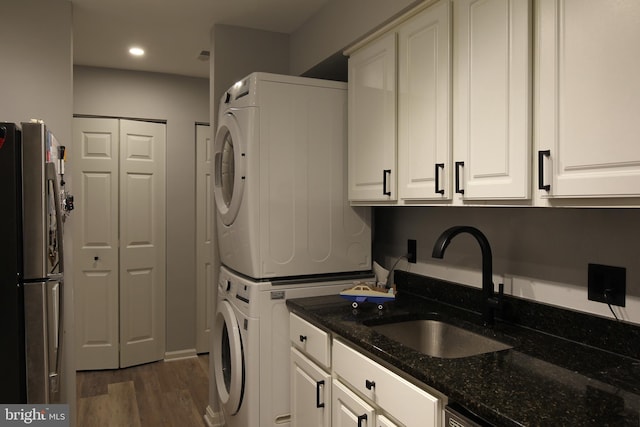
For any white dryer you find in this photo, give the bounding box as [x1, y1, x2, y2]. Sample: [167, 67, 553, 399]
[214, 72, 371, 280]
[212, 265, 368, 427]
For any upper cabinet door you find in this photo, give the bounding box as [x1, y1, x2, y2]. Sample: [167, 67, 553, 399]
[398, 0, 452, 201]
[537, 0, 640, 198]
[453, 0, 532, 200]
[348, 32, 397, 202]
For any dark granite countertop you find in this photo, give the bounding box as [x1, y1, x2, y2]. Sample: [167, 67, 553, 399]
[286, 270, 640, 426]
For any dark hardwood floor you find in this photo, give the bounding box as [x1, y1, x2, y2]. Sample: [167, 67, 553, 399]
[76, 355, 209, 427]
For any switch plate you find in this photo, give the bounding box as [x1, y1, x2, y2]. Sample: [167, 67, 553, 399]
[588, 263, 626, 307]
[407, 239, 417, 263]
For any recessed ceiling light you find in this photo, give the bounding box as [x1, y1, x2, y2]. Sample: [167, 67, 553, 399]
[129, 47, 145, 56]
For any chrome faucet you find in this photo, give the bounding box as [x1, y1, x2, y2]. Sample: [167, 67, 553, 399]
[431, 226, 503, 325]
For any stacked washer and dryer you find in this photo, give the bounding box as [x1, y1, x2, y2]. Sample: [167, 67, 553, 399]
[211, 73, 372, 427]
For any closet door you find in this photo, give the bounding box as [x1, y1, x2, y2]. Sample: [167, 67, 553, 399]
[73, 117, 120, 370]
[73, 118, 166, 370]
[196, 123, 215, 354]
[119, 119, 166, 368]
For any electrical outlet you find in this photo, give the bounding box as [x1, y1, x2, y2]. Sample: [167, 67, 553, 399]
[588, 263, 626, 307]
[407, 239, 417, 263]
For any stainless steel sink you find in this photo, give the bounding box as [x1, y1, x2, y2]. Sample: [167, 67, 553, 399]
[369, 319, 512, 359]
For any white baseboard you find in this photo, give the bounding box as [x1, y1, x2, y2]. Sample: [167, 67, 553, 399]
[164, 348, 198, 362]
[204, 406, 224, 427]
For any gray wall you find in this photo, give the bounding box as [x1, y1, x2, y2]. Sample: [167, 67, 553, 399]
[0, 0, 73, 136]
[0, 0, 75, 416]
[73, 66, 210, 353]
[211, 24, 290, 123]
[374, 206, 640, 291]
[374, 206, 640, 323]
[289, 0, 418, 75]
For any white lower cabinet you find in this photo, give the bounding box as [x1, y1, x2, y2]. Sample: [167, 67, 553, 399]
[376, 414, 400, 427]
[291, 347, 331, 427]
[290, 315, 442, 427]
[332, 379, 376, 427]
[333, 339, 441, 427]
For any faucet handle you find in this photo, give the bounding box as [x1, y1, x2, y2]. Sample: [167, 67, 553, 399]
[488, 283, 505, 311]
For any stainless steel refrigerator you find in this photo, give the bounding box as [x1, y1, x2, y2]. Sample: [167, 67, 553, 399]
[0, 121, 65, 403]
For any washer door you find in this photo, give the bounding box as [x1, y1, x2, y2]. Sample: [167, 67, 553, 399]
[212, 300, 245, 415]
[214, 112, 246, 226]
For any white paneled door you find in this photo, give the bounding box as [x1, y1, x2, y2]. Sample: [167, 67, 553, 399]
[118, 119, 166, 368]
[73, 117, 166, 370]
[73, 118, 120, 370]
[195, 123, 215, 354]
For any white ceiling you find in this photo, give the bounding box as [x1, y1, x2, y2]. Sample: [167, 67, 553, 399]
[72, 0, 331, 79]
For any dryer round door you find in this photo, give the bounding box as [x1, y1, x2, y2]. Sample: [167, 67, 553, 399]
[212, 299, 244, 415]
[214, 112, 246, 226]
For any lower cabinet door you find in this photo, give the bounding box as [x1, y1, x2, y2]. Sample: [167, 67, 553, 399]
[377, 414, 400, 427]
[332, 379, 375, 427]
[291, 348, 331, 427]
[333, 340, 440, 426]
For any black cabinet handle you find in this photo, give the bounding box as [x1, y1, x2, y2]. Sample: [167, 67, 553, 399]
[365, 379, 375, 390]
[538, 150, 551, 191]
[455, 161, 465, 195]
[435, 163, 445, 195]
[382, 169, 391, 196]
[299, 335, 307, 343]
[316, 380, 325, 408]
[357, 414, 368, 427]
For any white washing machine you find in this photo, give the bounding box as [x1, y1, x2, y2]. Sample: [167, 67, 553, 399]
[212, 265, 371, 427]
[214, 72, 371, 280]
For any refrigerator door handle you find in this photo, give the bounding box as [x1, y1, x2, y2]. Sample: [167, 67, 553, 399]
[45, 162, 64, 401]
[45, 162, 64, 274]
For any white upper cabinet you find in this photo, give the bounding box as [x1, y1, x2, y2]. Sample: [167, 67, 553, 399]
[536, 0, 640, 199]
[453, 0, 532, 200]
[398, 0, 452, 201]
[348, 32, 397, 202]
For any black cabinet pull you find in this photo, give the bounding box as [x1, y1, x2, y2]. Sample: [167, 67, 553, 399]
[455, 161, 465, 195]
[316, 380, 325, 408]
[435, 163, 445, 195]
[538, 150, 551, 191]
[299, 335, 307, 343]
[357, 414, 368, 427]
[365, 379, 375, 390]
[382, 169, 391, 196]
